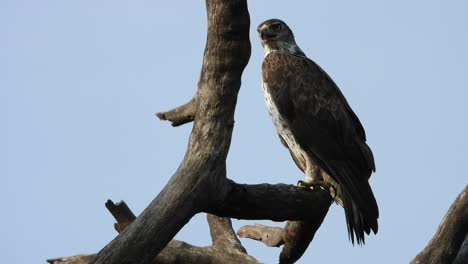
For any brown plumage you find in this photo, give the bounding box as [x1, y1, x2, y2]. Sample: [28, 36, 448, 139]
[258, 19, 378, 245]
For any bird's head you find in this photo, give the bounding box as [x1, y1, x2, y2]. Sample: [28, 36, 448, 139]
[257, 19, 304, 56]
[257, 19, 293, 44]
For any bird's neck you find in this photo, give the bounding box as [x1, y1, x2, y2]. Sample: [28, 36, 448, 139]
[263, 40, 305, 58]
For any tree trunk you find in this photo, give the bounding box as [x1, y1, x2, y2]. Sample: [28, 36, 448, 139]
[49, 0, 468, 263]
[89, 0, 251, 263]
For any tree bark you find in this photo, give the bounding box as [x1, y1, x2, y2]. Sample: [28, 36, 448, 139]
[453, 234, 468, 264]
[50, 185, 332, 262]
[155, 96, 197, 127]
[48, 201, 260, 264]
[237, 221, 324, 264]
[89, 1, 251, 263]
[83, 1, 337, 263]
[206, 181, 332, 221]
[411, 185, 467, 264]
[237, 219, 330, 264]
[48, 185, 468, 264]
[47, 0, 468, 261]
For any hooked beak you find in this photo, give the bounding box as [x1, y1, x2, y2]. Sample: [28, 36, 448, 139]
[260, 32, 276, 42]
[258, 24, 276, 43]
[258, 28, 276, 43]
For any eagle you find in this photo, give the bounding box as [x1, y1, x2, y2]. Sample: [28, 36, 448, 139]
[258, 19, 378, 244]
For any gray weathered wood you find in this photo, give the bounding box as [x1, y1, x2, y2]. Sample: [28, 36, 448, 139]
[237, 219, 330, 264]
[89, 1, 251, 262]
[411, 185, 468, 264]
[238, 224, 285, 247]
[49, 201, 260, 264]
[156, 96, 197, 127]
[206, 181, 332, 221]
[279, 221, 321, 264]
[48, 255, 94, 264]
[105, 200, 136, 233]
[51, 183, 333, 263]
[47, 0, 468, 261]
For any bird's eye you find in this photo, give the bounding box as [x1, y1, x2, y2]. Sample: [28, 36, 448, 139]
[272, 24, 282, 31]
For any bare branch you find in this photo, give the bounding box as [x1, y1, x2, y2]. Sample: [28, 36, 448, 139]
[48, 241, 260, 264]
[237, 219, 329, 264]
[155, 240, 259, 264]
[47, 255, 93, 264]
[224, 181, 332, 264]
[51, 0, 333, 262]
[238, 224, 284, 247]
[411, 185, 468, 264]
[207, 214, 247, 252]
[51, 181, 332, 263]
[155, 96, 197, 127]
[89, 0, 251, 262]
[207, 180, 333, 221]
[50, 201, 260, 264]
[105, 200, 136, 233]
[279, 221, 322, 264]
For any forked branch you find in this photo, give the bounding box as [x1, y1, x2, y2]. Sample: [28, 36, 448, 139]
[88, 1, 251, 262]
[48, 0, 468, 261]
[48, 200, 260, 264]
[49, 183, 333, 263]
[237, 220, 329, 264]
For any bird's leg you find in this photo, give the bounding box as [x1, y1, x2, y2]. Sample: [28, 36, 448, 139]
[297, 165, 324, 190]
[328, 185, 337, 199]
[328, 185, 344, 206]
[298, 165, 344, 206]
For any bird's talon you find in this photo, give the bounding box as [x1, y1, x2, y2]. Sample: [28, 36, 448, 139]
[297, 180, 316, 190]
[297, 180, 308, 188]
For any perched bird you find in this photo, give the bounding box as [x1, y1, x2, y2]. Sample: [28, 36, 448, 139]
[258, 18, 378, 244]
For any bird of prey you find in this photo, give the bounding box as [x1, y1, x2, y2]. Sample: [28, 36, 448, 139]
[258, 19, 378, 244]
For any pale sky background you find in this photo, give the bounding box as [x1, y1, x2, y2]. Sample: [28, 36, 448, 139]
[1, 1, 467, 263]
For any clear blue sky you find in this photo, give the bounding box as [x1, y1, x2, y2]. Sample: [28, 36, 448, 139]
[1, 1, 467, 263]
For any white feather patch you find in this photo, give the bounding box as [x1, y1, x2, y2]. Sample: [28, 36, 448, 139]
[262, 82, 307, 166]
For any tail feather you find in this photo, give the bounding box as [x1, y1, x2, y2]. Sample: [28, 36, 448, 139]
[329, 161, 379, 245]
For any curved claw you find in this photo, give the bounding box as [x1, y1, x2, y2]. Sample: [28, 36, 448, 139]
[297, 180, 315, 190]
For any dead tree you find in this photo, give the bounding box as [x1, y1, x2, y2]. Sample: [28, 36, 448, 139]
[48, 0, 468, 263]
[411, 186, 468, 264]
[48, 1, 330, 263]
[48, 186, 468, 263]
